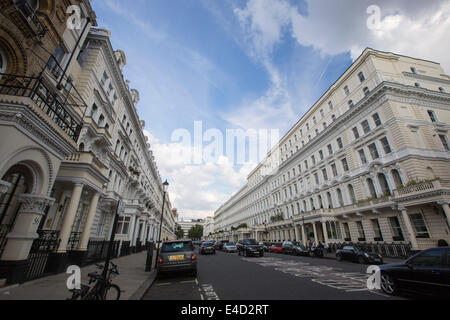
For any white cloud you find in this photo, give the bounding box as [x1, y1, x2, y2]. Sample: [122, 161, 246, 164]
[289, 0, 450, 72]
[143, 130, 253, 220]
[225, 0, 450, 133]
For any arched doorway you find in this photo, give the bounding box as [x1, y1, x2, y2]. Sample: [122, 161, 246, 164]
[0, 46, 7, 78]
[0, 164, 33, 256]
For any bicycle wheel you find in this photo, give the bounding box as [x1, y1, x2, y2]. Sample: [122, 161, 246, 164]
[104, 284, 121, 300]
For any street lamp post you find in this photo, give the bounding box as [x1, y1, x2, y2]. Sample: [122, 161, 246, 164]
[154, 180, 169, 269]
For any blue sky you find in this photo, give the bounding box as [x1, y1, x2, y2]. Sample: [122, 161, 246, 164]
[91, 0, 450, 220]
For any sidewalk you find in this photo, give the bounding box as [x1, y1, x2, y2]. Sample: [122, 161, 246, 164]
[0, 251, 157, 300]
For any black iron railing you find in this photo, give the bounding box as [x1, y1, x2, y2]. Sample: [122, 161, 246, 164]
[0, 73, 82, 141]
[25, 230, 60, 282]
[67, 232, 82, 251]
[326, 242, 413, 259]
[85, 240, 121, 265]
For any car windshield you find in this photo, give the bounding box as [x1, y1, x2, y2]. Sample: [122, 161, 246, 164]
[225, 242, 235, 246]
[202, 242, 215, 247]
[161, 241, 193, 253]
[293, 242, 306, 249]
[243, 239, 258, 245]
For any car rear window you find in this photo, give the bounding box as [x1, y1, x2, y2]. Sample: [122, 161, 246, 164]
[202, 242, 214, 246]
[161, 241, 193, 253]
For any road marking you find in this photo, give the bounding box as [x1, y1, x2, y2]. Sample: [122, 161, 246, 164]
[156, 282, 171, 286]
[180, 280, 196, 284]
[243, 257, 385, 296]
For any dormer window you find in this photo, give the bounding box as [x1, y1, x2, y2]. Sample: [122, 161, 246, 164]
[348, 100, 354, 108]
[328, 101, 334, 110]
[411, 67, 417, 74]
[344, 85, 350, 96]
[358, 71, 365, 83]
[439, 87, 445, 93]
[415, 82, 421, 88]
[363, 86, 370, 96]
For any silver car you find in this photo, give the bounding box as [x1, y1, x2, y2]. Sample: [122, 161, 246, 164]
[157, 240, 197, 277]
[223, 242, 237, 253]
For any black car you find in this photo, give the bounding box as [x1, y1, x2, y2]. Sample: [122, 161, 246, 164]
[379, 247, 450, 297]
[214, 240, 229, 250]
[282, 241, 309, 256]
[336, 244, 383, 264]
[237, 239, 264, 257]
[200, 241, 216, 255]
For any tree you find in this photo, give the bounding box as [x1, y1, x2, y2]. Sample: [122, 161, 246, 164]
[188, 224, 203, 240]
[175, 225, 184, 239]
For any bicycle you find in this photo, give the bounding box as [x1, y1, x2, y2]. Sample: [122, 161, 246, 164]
[68, 262, 121, 300]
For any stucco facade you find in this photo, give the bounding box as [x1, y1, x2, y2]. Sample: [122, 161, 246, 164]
[0, 1, 174, 285]
[213, 49, 450, 252]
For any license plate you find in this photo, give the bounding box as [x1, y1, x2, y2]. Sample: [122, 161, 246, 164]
[169, 255, 185, 261]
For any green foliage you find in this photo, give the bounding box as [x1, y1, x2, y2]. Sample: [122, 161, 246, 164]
[270, 214, 284, 223]
[175, 225, 184, 239]
[188, 224, 204, 240]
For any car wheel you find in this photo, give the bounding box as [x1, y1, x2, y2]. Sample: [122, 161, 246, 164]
[358, 256, 365, 264]
[337, 254, 342, 262]
[260, 252, 264, 257]
[192, 268, 198, 278]
[380, 273, 398, 296]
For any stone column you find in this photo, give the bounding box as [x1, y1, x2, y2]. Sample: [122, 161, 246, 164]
[294, 225, 300, 242]
[57, 184, 84, 253]
[438, 201, 450, 229]
[399, 207, 419, 250]
[77, 193, 100, 251]
[0, 194, 54, 284]
[322, 222, 329, 244]
[301, 224, 306, 246]
[312, 223, 319, 244]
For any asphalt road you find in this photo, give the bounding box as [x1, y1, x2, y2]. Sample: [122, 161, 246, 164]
[142, 248, 405, 300]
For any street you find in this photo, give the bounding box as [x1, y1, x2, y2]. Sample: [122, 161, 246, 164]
[143, 248, 405, 300]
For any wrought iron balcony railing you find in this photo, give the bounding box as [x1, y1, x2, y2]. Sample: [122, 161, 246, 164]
[0, 73, 82, 142]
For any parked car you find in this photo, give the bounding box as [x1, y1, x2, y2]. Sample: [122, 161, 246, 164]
[336, 244, 383, 264]
[192, 240, 202, 246]
[237, 239, 264, 257]
[223, 242, 237, 253]
[214, 240, 229, 250]
[282, 241, 309, 256]
[379, 247, 450, 297]
[157, 240, 197, 278]
[269, 243, 283, 254]
[200, 241, 216, 255]
[260, 242, 270, 252]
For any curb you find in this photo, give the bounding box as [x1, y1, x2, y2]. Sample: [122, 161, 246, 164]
[128, 269, 157, 300]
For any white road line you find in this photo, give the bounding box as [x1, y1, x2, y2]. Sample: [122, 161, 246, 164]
[156, 282, 171, 286]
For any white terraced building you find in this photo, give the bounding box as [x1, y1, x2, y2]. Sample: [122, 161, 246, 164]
[213, 48, 450, 254]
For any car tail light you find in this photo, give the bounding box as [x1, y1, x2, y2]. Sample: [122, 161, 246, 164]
[191, 254, 197, 261]
[158, 257, 163, 264]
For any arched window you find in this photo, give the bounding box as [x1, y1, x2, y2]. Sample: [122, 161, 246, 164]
[337, 188, 344, 207]
[327, 192, 333, 209]
[318, 195, 323, 209]
[378, 173, 391, 196]
[367, 178, 377, 199]
[78, 143, 85, 152]
[310, 198, 315, 211]
[363, 87, 370, 96]
[391, 170, 403, 189]
[90, 104, 97, 118]
[0, 46, 6, 78]
[348, 184, 356, 204]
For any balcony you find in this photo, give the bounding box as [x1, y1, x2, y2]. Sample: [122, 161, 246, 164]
[393, 179, 450, 198]
[64, 151, 107, 175]
[0, 73, 82, 142]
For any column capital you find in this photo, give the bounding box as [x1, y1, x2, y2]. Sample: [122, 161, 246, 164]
[18, 194, 55, 216]
[0, 180, 12, 195]
[437, 200, 450, 206]
[74, 183, 85, 188]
